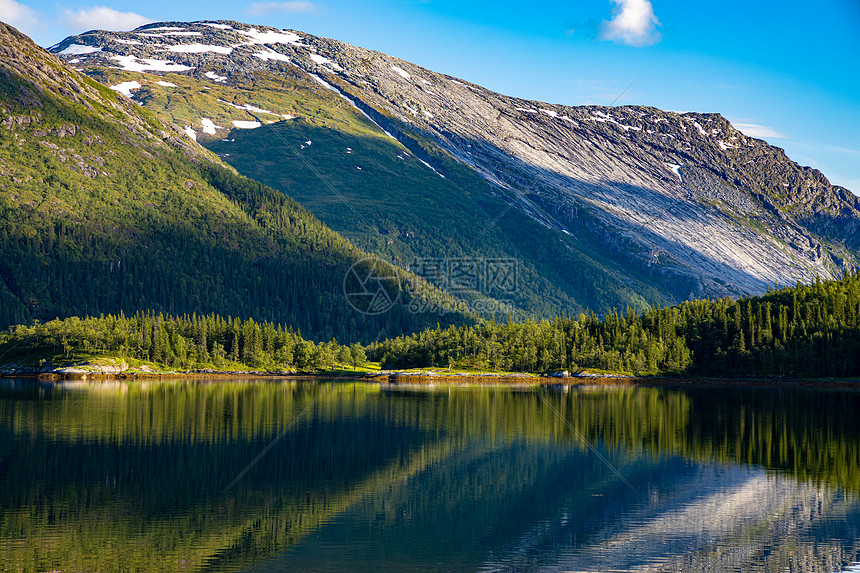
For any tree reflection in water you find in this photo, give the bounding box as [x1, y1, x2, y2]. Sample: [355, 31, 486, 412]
[0, 379, 858, 572]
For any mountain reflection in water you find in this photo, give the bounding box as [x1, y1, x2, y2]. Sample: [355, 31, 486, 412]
[0, 379, 858, 572]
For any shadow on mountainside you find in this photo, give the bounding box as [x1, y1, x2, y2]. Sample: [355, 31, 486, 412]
[207, 120, 771, 317]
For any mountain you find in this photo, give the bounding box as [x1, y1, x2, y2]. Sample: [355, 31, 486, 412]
[50, 20, 860, 317]
[0, 21, 471, 340]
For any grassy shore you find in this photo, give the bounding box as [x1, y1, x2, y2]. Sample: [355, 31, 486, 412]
[0, 352, 382, 380]
[4, 352, 860, 389]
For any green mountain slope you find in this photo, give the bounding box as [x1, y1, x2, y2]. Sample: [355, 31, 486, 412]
[0, 22, 470, 341]
[61, 27, 666, 318]
[206, 118, 666, 316]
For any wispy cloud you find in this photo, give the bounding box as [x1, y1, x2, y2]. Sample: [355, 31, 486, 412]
[733, 123, 787, 139]
[63, 6, 153, 32]
[247, 1, 317, 15]
[1, 0, 40, 35]
[599, 0, 660, 47]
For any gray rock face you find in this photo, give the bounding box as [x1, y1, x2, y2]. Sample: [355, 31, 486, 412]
[53, 20, 860, 301]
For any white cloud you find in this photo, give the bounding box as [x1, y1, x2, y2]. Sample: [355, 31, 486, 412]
[599, 0, 660, 47]
[1, 0, 39, 35]
[63, 6, 153, 33]
[734, 123, 787, 139]
[247, 1, 317, 15]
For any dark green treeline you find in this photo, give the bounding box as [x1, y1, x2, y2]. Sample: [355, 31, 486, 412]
[369, 273, 860, 378]
[0, 312, 367, 371]
[4, 273, 860, 377]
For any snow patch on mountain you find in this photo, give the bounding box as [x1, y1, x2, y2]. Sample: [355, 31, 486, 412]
[111, 55, 194, 72]
[60, 44, 101, 55]
[200, 118, 222, 134]
[238, 28, 307, 47]
[232, 120, 262, 129]
[140, 31, 202, 37]
[167, 44, 233, 54]
[391, 66, 411, 80]
[665, 163, 683, 182]
[204, 71, 227, 82]
[155, 80, 177, 87]
[693, 121, 709, 137]
[183, 126, 197, 140]
[219, 99, 294, 119]
[254, 49, 291, 62]
[115, 39, 143, 45]
[583, 111, 643, 132]
[310, 54, 343, 71]
[109, 81, 142, 98]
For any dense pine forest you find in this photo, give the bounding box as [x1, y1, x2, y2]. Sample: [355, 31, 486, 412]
[0, 311, 367, 372]
[3, 273, 860, 378]
[369, 272, 860, 378]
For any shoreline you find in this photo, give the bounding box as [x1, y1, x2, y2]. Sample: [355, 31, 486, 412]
[364, 372, 860, 389]
[3, 368, 860, 389]
[0, 369, 322, 381]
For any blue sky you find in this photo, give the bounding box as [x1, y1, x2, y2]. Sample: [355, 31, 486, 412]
[4, 0, 859, 192]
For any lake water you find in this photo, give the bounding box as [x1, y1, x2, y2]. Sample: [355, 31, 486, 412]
[1, 378, 859, 572]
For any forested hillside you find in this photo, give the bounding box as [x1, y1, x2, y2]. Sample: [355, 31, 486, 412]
[0, 22, 471, 342]
[370, 273, 860, 378]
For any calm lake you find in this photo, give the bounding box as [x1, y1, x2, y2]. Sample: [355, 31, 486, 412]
[1, 378, 859, 572]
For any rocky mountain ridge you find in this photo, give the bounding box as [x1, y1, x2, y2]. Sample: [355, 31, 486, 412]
[52, 20, 860, 305]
